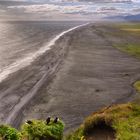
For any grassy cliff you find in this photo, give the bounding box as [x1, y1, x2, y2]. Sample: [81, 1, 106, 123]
[65, 103, 140, 140]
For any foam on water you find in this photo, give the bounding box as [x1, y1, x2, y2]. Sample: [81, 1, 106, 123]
[0, 23, 89, 83]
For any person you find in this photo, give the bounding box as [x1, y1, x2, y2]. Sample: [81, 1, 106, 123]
[26, 120, 33, 125]
[54, 117, 59, 123]
[46, 117, 51, 124]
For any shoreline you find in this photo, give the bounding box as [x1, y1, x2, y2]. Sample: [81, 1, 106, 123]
[0, 23, 89, 84]
[0, 23, 90, 128]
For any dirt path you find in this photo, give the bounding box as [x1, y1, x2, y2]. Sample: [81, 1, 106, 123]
[23, 23, 140, 135]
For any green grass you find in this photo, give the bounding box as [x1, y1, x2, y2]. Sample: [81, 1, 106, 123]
[117, 23, 140, 35]
[64, 127, 84, 140]
[119, 23, 140, 29]
[0, 119, 64, 140]
[114, 44, 140, 58]
[107, 24, 140, 56]
[0, 125, 21, 140]
[21, 119, 64, 140]
[84, 103, 140, 140]
[118, 23, 140, 29]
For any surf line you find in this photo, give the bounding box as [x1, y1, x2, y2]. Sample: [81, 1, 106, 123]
[0, 22, 89, 84]
[5, 22, 90, 125]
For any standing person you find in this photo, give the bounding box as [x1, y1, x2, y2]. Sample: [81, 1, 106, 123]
[46, 117, 51, 124]
[54, 117, 59, 123]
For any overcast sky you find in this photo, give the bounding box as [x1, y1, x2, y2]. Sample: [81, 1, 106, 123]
[0, 0, 140, 21]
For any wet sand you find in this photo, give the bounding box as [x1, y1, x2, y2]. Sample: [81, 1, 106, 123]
[22, 23, 140, 131]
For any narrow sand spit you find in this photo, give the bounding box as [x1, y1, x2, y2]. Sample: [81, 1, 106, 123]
[22, 23, 140, 133]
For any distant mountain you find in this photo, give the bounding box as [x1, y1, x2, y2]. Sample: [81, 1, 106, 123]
[124, 14, 140, 21]
[107, 14, 140, 21]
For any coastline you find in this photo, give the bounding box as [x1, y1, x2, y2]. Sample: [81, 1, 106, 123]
[0, 23, 89, 128]
[0, 21, 140, 139]
[0, 22, 89, 84]
[22, 23, 140, 132]
[0, 22, 140, 133]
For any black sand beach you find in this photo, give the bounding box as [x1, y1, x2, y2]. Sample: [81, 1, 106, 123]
[20, 23, 140, 131]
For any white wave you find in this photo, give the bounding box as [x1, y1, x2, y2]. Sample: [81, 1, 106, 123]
[0, 23, 89, 83]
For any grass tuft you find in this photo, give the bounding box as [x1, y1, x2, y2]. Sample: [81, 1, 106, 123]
[0, 119, 64, 140]
[0, 125, 21, 140]
[64, 127, 84, 140]
[21, 119, 64, 140]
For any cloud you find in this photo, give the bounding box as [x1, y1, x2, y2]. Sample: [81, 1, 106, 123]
[1, 0, 140, 20]
[8, 4, 91, 14]
[0, 0, 26, 1]
[8, 2, 136, 15]
[31, 0, 140, 3]
[132, 7, 140, 13]
[3, 0, 139, 2]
